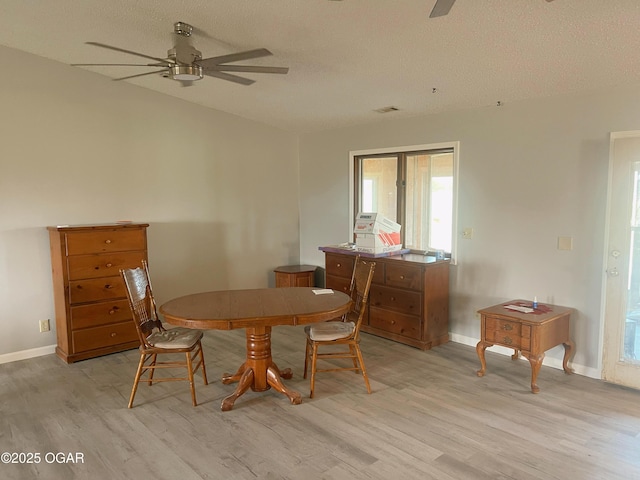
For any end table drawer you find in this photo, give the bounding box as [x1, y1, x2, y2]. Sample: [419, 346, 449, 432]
[485, 318, 530, 350]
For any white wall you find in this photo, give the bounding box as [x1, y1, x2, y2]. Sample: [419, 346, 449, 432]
[0, 46, 300, 358]
[299, 85, 640, 375]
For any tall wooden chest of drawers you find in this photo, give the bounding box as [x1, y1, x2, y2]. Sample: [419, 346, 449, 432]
[321, 249, 449, 350]
[48, 223, 149, 363]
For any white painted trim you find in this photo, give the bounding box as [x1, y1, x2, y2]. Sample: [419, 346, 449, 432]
[450, 333, 601, 380]
[0, 344, 56, 365]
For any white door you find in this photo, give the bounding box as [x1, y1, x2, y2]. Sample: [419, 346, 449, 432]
[602, 131, 640, 388]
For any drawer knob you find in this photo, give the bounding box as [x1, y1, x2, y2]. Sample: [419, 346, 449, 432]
[503, 336, 513, 345]
[390, 296, 396, 301]
[111, 332, 117, 337]
[109, 308, 118, 315]
[502, 324, 513, 331]
[105, 284, 113, 289]
[336, 263, 341, 267]
[105, 239, 112, 244]
[106, 263, 113, 268]
[400, 275, 405, 279]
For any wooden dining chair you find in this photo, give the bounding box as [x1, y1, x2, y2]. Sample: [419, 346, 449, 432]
[120, 260, 208, 408]
[303, 256, 376, 398]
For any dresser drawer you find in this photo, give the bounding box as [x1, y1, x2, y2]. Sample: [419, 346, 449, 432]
[370, 285, 422, 316]
[65, 228, 146, 255]
[485, 318, 530, 350]
[69, 276, 126, 304]
[67, 252, 145, 281]
[325, 254, 355, 279]
[369, 307, 421, 339]
[385, 263, 422, 291]
[326, 274, 352, 294]
[72, 321, 138, 353]
[70, 299, 131, 330]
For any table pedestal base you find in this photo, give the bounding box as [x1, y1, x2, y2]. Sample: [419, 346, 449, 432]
[220, 326, 302, 411]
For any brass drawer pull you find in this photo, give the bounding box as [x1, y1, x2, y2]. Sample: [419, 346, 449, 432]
[106, 263, 113, 268]
[503, 336, 513, 345]
[109, 307, 118, 315]
[110, 332, 117, 337]
[105, 239, 112, 244]
[336, 263, 341, 267]
[105, 284, 113, 289]
[502, 324, 513, 331]
[400, 275, 405, 279]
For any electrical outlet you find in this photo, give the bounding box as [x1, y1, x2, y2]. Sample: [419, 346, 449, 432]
[462, 227, 474, 239]
[39, 319, 50, 333]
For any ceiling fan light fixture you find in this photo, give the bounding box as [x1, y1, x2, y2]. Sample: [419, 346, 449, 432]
[170, 64, 203, 81]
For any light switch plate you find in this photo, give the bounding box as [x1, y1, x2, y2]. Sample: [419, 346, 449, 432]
[558, 236, 573, 251]
[462, 227, 473, 239]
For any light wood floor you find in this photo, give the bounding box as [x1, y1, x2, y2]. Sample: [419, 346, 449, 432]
[2, 327, 640, 480]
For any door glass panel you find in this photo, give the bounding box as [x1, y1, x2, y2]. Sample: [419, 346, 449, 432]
[624, 162, 640, 362]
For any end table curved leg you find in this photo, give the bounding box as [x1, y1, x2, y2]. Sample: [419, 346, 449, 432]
[562, 340, 575, 374]
[524, 353, 544, 394]
[511, 349, 520, 361]
[476, 341, 490, 377]
[267, 365, 302, 405]
[221, 368, 254, 411]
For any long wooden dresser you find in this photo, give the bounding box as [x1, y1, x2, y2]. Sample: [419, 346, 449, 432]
[321, 248, 450, 350]
[48, 223, 149, 363]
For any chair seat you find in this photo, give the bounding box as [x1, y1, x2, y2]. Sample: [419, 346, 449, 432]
[305, 321, 355, 342]
[147, 327, 203, 349]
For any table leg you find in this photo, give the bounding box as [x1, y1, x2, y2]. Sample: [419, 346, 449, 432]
[523, 353, 544, 394]
[476, 341, 491, 377]
[267, 364, 302, 405]
[219, 326, 302, 410]
[221, 368, 254, 411]
[562, 340, 575, 374]
[511, 349, 520, 361]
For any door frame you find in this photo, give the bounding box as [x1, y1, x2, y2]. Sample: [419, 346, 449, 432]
[600, 130, 640, 385]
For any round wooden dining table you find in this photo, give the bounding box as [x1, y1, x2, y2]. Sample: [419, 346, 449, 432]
[159, 287, 351, 411]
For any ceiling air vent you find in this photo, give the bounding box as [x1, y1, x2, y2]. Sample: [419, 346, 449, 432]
[374, 106, 399, 114]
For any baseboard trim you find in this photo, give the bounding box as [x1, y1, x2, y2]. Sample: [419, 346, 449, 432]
[450, 333, 601, 380]
[0, 344, 56, 365]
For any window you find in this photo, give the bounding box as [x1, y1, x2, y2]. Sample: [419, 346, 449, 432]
[351, 142, 458, 259]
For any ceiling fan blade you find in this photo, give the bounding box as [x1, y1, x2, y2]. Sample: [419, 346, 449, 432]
[202, 70, 255, 86]
[429, 0, 456, 18]
[204, 65, 289, 74]
[71, 63, 168, 67]
[113, 69, 169, 81]
[86, 42, 170, 64]
[198, 48, 273, 67]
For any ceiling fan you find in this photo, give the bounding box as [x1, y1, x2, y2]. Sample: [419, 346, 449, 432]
[429, 0, 555, 18]
[71, 21, 289, 86]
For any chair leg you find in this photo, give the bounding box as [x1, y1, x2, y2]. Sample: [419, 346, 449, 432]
[197, 341, 209, 385]
[354, 344, 371, 394]
[303, 337, 311, 379]
[309, 343, 319, 398]
[128, 353, 146, 408]
[148, 353, 158, 386]
[349, 344, 359, 373]
[186, 351, 197, 407]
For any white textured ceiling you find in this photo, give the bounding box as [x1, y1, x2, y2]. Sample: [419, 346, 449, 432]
[1, 0, 640, 133]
